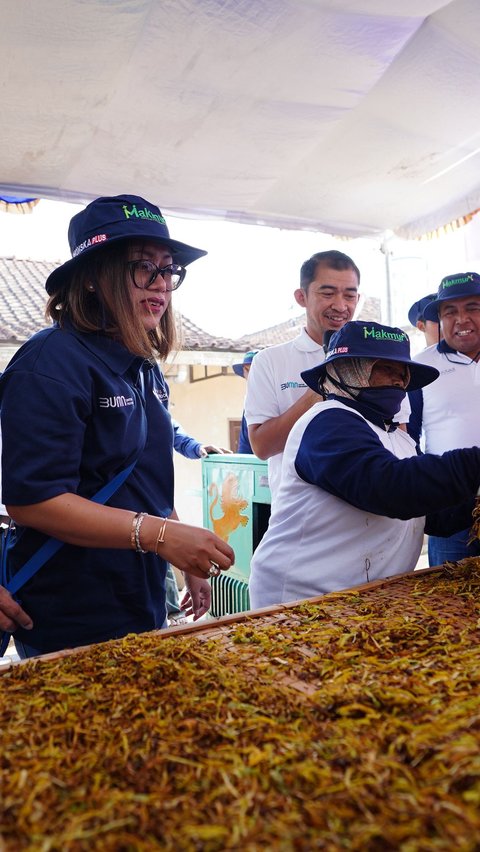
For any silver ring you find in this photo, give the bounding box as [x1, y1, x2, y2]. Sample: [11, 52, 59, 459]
[208, 562, 221, 577]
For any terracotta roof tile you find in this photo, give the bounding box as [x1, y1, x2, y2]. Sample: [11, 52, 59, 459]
[235, 295, 381, 349]
[176, 314, 239, 351]
[0, 257, 381, 353]
[0, 257, 55, 340]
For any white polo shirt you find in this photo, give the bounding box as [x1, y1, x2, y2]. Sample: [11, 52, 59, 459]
[244, 328, 325, 499]
[414, 345, 480, 452]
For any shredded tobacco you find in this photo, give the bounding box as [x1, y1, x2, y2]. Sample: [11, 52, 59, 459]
[0, 562, 479, 851]
[469, 499, 480, 544]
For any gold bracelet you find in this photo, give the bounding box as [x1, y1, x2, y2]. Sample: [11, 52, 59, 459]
[130, 512, 138, 550]
[154, 518, 168, 556]
[132, 511, 148, 553]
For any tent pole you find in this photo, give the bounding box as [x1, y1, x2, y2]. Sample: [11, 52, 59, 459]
[380, 235, 394, 326]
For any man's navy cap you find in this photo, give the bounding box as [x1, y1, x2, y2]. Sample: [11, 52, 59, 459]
[233, 350, 259, 377]
[301, 321, 439, 393]
[45, 194, 207, 294]
[423, 272, 480, 321]
[407, 294, 437, 326]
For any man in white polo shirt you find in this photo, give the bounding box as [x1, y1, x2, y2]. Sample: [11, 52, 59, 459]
[244, 250, 360, 500]
[409, 271, 480, 565]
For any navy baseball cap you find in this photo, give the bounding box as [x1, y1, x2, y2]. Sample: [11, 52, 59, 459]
[46, 194, 207, 294]
[407, 294, 437, 326]
[233, 350, 259, 376]
[301, 321, 439, 392]
[423, 272, 480, 321]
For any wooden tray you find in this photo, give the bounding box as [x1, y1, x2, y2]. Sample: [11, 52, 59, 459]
[1, 561, 478, 850]
[0, 563, 443, 672]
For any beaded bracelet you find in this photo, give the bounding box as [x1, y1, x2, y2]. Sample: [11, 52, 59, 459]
[130, 513, 138, 550]
[131, 511, 148, 554]
[154, 518, 168, 556]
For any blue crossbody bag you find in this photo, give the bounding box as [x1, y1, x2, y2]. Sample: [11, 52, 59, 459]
[0, 460, 137, 657]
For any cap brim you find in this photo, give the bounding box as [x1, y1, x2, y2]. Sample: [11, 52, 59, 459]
[408, 294, 437, 326]
[301, 364, 327, 393]
[407, 307, 419, 326]
[45, 234, 207, 295]
[423, 300, 440, 321]
[404, 361, 439, 391]
[423, 293, 456, 322]
[301, 357, 439, 393]
[232, 364, 244, 376]
[423, 286, 480, 322]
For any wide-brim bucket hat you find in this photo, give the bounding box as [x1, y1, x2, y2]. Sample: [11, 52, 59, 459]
[407, 294, 437, 326]
[423, 272, 480, 321]
[45, 194, 207, 294]
[301, 321, 439, 393]
[232, 350, 259, 376]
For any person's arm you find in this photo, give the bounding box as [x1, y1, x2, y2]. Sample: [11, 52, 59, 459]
[180, 580, 211, 620]
[425, 500, 477, 537]
[167, 508, 212, 620]
[248, 389, 320, 458]
[173, 420, 232, 459]
[1, 499, 232, 635]
[173, 420, 203, 459]
[295, 408, 480, 519]
[244, 348, 321, 459]
[199, 444, 233, 457]
[237, 413, 253, 454]
[6, 495, 234, 578]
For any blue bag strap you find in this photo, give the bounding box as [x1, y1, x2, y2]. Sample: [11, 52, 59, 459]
[6, 460, 137, 596]
[0, 630, 12, 656]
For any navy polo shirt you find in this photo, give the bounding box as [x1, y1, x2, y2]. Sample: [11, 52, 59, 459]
[237, 413, 253, 454]
[0, 322, 174, 653]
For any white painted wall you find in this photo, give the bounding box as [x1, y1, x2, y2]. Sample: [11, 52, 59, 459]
[168, 370, 247, 526]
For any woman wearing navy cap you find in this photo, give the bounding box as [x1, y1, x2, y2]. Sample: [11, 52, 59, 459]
[0, 194, 234, 657]
[249, 320, 480, 609]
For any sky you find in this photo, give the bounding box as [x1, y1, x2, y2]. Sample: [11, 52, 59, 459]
[0, 198, 478, 340]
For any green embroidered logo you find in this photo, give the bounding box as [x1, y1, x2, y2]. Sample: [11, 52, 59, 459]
[363, 326, 407, 342]
[122, 203, 166, 225]
[442, 274, 475, 289]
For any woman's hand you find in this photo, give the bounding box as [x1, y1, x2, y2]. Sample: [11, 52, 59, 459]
[199, 445, 233, 457]
[180, 575, 211, 620]
[6, 496, 235, 581]
[153, 519, 234, 579]
[0, 586, 33, 633]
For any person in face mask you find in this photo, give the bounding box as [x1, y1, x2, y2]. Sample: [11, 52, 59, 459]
[249, 320, 480, 609]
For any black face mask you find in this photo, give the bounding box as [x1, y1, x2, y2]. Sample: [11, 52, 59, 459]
[356, 386, 406, 419]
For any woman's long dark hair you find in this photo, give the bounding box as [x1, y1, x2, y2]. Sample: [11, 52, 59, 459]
[46, 241, 178, 359]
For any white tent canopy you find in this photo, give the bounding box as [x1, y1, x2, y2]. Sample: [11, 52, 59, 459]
[2, 0, 480, 239]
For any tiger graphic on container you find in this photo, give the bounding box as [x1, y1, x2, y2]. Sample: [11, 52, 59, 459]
[208, 473, 249, 542]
